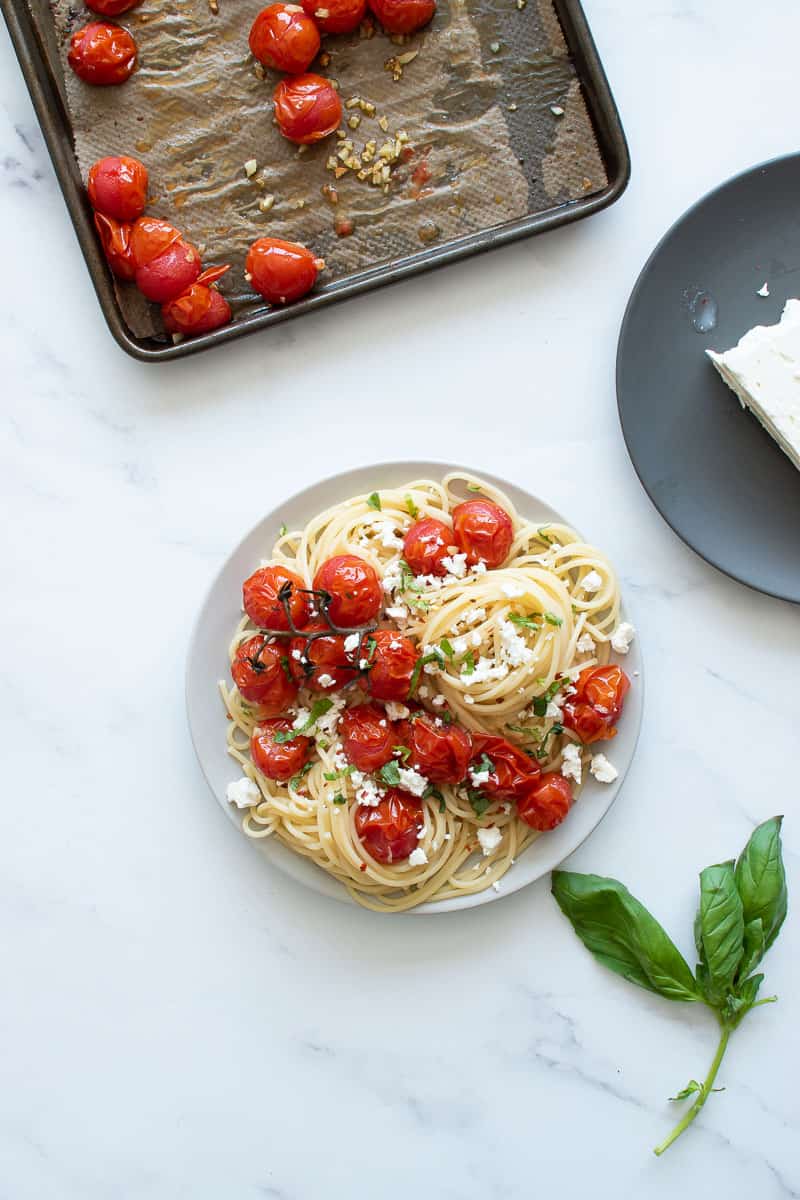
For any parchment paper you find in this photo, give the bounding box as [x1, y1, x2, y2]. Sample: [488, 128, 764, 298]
[45, 0, 607, 339]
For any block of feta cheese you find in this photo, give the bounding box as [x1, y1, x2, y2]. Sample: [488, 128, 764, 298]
[706, 299, 800, 472]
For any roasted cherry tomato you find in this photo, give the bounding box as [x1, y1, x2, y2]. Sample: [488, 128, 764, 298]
[243, 564, 309, 631]
[365, 630, 419, 702]
[86, 0, 140, 14]
[273, 74, 342, 145]
[135, 237, 202, 303]
[87, 155, 148, 221]
[246, 236, 324, 305]
[518, 773, 572, 831]
[452, 498, 514, 568]
[288, 622, 358, 691]
[406, 712, 471, 784]
[130, 216, 181, 266]
[562, 665, 630, 744]
[249, 4, 320, 72]
[355, 788, 424, 864]
[251, 718, 312, 782]
[301, 0, 366, 33]
[403, 517, 453, 577]
[93, 213, 136, 280]
[161, 266, 232, 337]
[231, 636, 299, 712]
[470, 734, 540, 801]
[68, 21, 137, 86]
[313, 555, 382, 626]
[367, 0, 435, 33]
[340, 703, 398, 773]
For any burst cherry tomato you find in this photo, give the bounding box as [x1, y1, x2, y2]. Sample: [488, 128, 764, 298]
[403, 517, 453, 577]
[313, 555, 382, 626]
[365, 630, 419, 702]
[249, 4, 320, 75]
[367, 0, 435, 33]
[251, 718, 312, 782]
[161, 267, 232, 337]
[273, 74, 342, 145]
[130, 216, 180, 266]
[301, 0, 366, 33]
[288, 622, 358, 691]
[340, 703, 397, 773]
[355, 788, 423, 864]
[406, 713, 471, 784]
[93, 213, 136, 280]
[135, 237, 201, 303]
[452, 498, 514, 568]
[86, 0, 140, 13]
[243, 564, 309, 631]
[246, 237, 324, 305]
[562, 665, 630, 744]
[68, 22, 137, 86]
[87, 155, 148, 221]
[518, 773, 572, 831]
[231, 636, 299, 712]
[470, 734, 540, 801]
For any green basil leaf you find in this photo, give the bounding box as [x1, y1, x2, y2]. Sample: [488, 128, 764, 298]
[367, 492, 382, 511]
[467, 789, 489, 816]
[734, 816, 787, 954]
[722, 973, 764, 1029]
[405, 494, 419, 519]
[695, 861, 744, 1005]
[551, 872, 700, 1002]
[332, 793, 346, 805]
[736, 917, 765, 984]
[669, 1080, 703, 1102]
[379, 761, 401, 787]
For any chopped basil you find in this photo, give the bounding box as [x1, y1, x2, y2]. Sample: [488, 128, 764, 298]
[544, 611, 563, 627]
[399, 560, 424, 593]
[476, 753, 495, 775]
[439, 637, 455, 659]
[332, 793, 346, 805]
[536, 722, 564, 760]
[537, 527, 553, 544]
[367, 492, 382, 511]
[467, 788, 490, 816]
[405, 495, 419, 519]
[289, 761, 314, 788]
[423, 784, 445, 813]
[409, 650, 444, 695]
[394, 745, 411, 762]
[274, 698, 333, 743]
[532, 678, 566, 718]
[466, 483, 483, 493]
[279, 523, 288, 537]
[462, 650, 476, 676]
[508, 613, 539, 630]
[441, 709, 453, 726]
[379, 760, 402, 786]
[279, 655, 293, 683]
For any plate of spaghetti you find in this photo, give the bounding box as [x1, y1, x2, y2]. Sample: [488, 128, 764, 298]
[187, 463, 643, 913]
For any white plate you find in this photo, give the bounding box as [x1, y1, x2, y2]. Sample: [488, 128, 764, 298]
[186, 461, 644, 914]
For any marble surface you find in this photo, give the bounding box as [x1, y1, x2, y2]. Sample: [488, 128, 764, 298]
[1, 1, 798, 1196]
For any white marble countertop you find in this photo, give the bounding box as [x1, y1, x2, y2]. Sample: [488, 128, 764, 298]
[1, 1, 798, 1196]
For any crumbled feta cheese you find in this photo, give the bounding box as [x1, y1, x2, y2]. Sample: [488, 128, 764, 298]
[441, 553, 468, 578]
[452, 636, 468, 655]
[333, 747, 349, 771]
[316, 673, 335, 689]
[376, 520, 404, 549]
[226, 777, 260, 808]
[464, 695, 475, 705]
[385, 604, 408, 620]
[469, 629, 482, 648]
[397, 766, 428, 796]
[501, 580, 524, 598]
[581, 570, 603, 593]
[467, 606, 486, 625]
[477, 826, 502, 856]
[463, 656, 509, 684]
[610, 622, 636, 654]
[423, 661, 441, 675]
[470, 561, 488, 576]
[545, 699, 563, 719]
[355, 777, 385, 807]
[350, 770, 364, 786]
[498, 620, 535, 668]
[292, 707, 310, 729]
[408, 846, 428, 866]
[560, 742, 582, 784]
[431, 694, 446, 707]
[590, 753, 618, 783]
[315, 694, 346, 738]
[343, 633, 361, 655]
[576, 633, 596, 654]
[385, 701, 410, 720]
[418, 685, 430, 699]
[469, 766, 491, 786]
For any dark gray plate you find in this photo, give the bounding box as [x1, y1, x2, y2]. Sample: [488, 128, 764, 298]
[617, 154, 800, 604]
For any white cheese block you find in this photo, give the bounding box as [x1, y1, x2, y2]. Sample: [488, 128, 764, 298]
[706, 299, 800, 471]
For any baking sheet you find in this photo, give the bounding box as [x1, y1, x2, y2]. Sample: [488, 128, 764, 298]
[46, 0, 607, 339]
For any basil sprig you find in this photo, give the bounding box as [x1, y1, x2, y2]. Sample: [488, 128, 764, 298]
[552, 817, 787, 1156]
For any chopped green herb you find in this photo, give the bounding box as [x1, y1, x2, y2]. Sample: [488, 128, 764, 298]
[475, 753, 495, 775]
[332, 793, 346, 805]
[379, 760, 402, 786]
[537, 527, 553, 544]
[506, 722, 543, 739]
[279, 655, 293, 683]
[508, 613, 540, 631]
[407, 596, 430, 612]
[323, 770, 339, 781]
[393, 744, 412, 762]
[544, 611, 563, 627]
[367, 492, 382, 511]
[289, 762, 314, 788]
[279, 523, 288, 537]
[467, 788, 490, 816]
[441, 709, 453, 726]
[398, 560, 424, 594]
[405, 495, 419, 519]
[439, 638, 455, 659]
[536, 722, 564, 760]
[466, 483, 483, 493]
[274, 698, 333, 743]
[532, 678, 565, 718]
[409, 650, 444, 695]
[364, 636, 377, 663]
[423, 784, 445, 813]
[461, 650, 476, 676]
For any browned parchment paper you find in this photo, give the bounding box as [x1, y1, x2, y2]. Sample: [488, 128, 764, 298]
[45, 0, 607, 339]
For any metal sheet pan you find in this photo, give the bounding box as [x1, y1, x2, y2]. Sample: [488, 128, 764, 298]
[3, 0, 629, 362]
